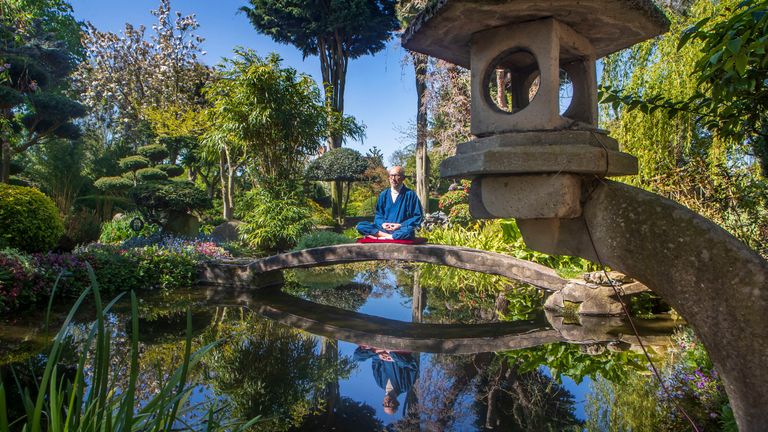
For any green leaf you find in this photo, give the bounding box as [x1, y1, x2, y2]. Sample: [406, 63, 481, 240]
[735, 52, 748, 75]
[726, 37, 743, 54]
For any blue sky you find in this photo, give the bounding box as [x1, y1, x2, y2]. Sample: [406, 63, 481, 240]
[68, 0, 417, 164]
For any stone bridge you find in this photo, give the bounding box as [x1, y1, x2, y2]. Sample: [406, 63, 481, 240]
[199, 243, 650, 315]
[204, 243, 567, 290]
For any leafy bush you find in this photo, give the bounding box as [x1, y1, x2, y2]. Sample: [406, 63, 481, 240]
[0, 183, 64, 252]
[306, 198, 335, 226]
[99, 212, 160, 244]
[438, 189, 467, 212]
[135, 168, 169, 182]
[133, 245, 198, 289]
[448, 203, 472, 225]
[137, 143, 170, 162]
[0, 248, 37, 310]
[0, 237, 233, 312]
[238, 188, 314, 252]
[423, 219, 598, 276]
[293, 230, 353, 251]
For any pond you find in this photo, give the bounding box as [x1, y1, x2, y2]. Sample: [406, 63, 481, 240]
[0, 262, 683, 431]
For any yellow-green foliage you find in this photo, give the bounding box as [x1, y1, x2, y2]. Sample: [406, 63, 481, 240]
[601, 0, 768, 255]
[601, 0, 725, 182]
[0, 183, 64, 252]
[422, 220, 598, 277]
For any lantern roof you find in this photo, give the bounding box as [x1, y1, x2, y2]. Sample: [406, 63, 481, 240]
[402, 0, 670, 68]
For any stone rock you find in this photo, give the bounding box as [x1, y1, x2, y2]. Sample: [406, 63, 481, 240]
[210, 221, 242, 243]
[164, 211, 200, 237]
[584, 271, 634, 285]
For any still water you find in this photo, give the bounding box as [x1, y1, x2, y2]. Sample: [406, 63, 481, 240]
[0, 263, 679, 431]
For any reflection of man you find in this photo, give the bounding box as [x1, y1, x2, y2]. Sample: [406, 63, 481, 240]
[356, 166, 423, 240]
[353, 345, 419, 415]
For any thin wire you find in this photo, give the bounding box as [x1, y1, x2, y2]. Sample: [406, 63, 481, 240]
[579, 136, 702, 432]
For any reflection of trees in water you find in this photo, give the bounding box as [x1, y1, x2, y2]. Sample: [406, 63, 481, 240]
[203, 310, 355, 431]
[473, 357, 581, 431]
[414, 264, 543, 325]
[389, 352, 580, 431]
[285, 266, 376, 311]
[290, 396, 384, 431]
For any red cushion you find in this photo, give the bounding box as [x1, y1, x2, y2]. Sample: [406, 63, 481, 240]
[356, 237, 427, 245]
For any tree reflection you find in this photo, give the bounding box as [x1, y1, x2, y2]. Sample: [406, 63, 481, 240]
[285, 267, 373, 311]
[473, 356, 581, 431]
[289, 397, 384, 431]
[388, 352, 581, 431]
[203, 310, 355, 431]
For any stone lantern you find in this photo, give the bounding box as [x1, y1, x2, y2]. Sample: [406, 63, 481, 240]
[403, 3, 768, 430]
[402, 0, 668, 220]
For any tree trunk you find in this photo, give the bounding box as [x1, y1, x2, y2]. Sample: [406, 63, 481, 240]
[414, 52, 430, 213]
[1, 139, 10, 183]
[219, 149, 233, 220]
[496, 69, 508, 110]
[331, 181, 344, 225]
[318, 36, 349, 222]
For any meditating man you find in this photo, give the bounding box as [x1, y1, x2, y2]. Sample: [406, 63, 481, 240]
[356, 166, 423, 240]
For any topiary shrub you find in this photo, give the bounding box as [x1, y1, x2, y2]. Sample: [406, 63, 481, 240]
[137, 144, 170, 163]
[94, 176, 134, 193]
[156, 164, 185, 178]
[129, 181, 210, 214]
[305, 147, 369, 182]
[238, 188, 314, 252]
[0, 184, 64, 252]
[118, 155, 150, 172]
[135, 168, 169, 182]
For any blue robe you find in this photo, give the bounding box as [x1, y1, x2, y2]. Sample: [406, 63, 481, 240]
[356, 186, 423, 239]
[353, 347, 419, 414]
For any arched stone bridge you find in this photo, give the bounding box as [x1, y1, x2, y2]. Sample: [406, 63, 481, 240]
[199, 243, 650, 315]
[203, 243, 568, 291]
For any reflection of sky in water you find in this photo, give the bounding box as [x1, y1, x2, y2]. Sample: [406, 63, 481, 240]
[354, 267, 414, 323]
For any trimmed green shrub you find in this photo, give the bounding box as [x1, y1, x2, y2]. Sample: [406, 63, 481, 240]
[135, 168, 169, 182]
[137, 144, 170, 163]
[98, 212, 160, 244]
[156, 163, 185, 178]
[94, 176, 134, 192]
[0, 184, 64, 252]
[293, 230, 353, 251]
[238, 188, 314, 252]
[118, 155, 150, 172]
[305, 147, 369, 181]
[129, 181, 210, 214]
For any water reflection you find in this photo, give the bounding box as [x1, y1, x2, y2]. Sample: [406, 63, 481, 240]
[353, 346, 419, 416]
[0, 263, 679, 431]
